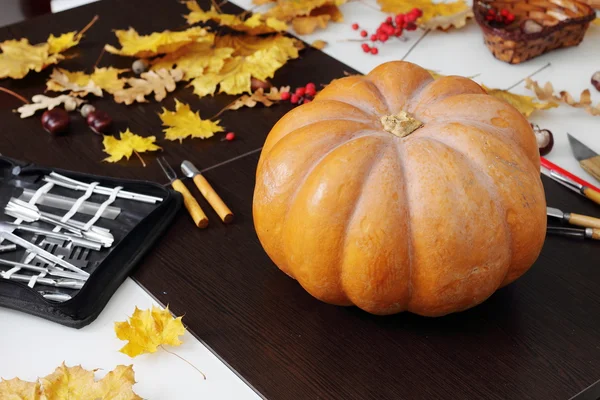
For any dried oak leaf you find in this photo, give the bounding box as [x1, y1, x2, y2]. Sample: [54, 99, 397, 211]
[189, 35, 301, 97]
[104, 26, 211, 58]
[113, 68, 183, 105]
[0, 377, 41, 400]
[378, 0, 470, 24]
[525, 78, 600, 116]
[227, 86, 291, 110]
[159, 99, 224, 142]
[17, 94, 84, 118]
[115, 305, 185, 357]
[102, 129, 161, 163]
[46, 68, 103, 97]
[419, 8, 474, 30]
[46, 67, 127, 96]
[482, 85, 557, 117]
[184, 2, 288, 35]
[152, 41, 234, 80]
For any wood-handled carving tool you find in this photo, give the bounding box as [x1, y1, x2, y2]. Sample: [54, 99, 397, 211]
[547, 207, 600, 229]
[157, 157, 208, 228]
[547, 226, 600, 241]
[181, 160, 234, 224]
[541, 159, 600, 206]
[567, 133, 600, 183]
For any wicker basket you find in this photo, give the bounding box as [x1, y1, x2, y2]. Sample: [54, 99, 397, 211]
[474, 0, 596, 64]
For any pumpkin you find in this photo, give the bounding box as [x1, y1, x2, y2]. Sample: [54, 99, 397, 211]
[253, 61, 546, 317]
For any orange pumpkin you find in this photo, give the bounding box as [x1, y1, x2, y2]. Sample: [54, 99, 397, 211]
[253, 61, 546, 317]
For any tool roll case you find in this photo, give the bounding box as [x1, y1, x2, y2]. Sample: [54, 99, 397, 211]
[0, 156, 182, 328]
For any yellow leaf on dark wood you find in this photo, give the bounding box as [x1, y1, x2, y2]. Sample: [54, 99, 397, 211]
[152, 41, 233, 80]
[0, 39, 62, 79]
[159, 99, 224, 142]
[102, 129, 161, 163]
[113, 68, 183, 105]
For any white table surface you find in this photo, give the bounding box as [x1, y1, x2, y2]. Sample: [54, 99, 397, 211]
[1, 1, 599, 398]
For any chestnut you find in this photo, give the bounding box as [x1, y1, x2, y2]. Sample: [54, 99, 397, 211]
[533, 126, 554, 156]
[86, 110, 112, 134]
[41, 108, 70, 135]
[592, 71, 600, 92]
[251, 78, 272, 91]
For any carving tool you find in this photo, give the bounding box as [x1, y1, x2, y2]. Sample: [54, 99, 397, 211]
[157, 157, 208, 228]
[547, 207, 600, 229]
[541, 158, 600, 206]
[567, 134, 600, 183]
[20, 189, 121, 219]
[0, 271, 85, 289]
[0, 258, 87, 281]
[44, 172, 163, 204]
[0, 222, 102, 251]
[181, 160, 234, 224]
[547, 226, 600, 241]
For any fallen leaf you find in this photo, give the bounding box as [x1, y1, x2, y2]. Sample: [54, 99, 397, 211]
[189, 35, 301, 97]
[152, 41, 234, 80]
[253, 0, 275, 4]
[113, 68, 183, 105]
[102, 129, 161, 163]
[265, 0, 347, 21]
[39, 363, 97, 400]
[184, 2, 288, 35]
[105, 26, 211, 58]
[0, 378, 41, 400]
[94, 365, 141, 400]
[46, 32, 80, 55]
[159, 99, 224, 142]
[114, 305, 185, 357]
[311, 39, 327, 49]
[482, 85, 557, 117]
[419, 8, 474, 30]
[0, 39, 62, 79]
[46, 68, 103, 97]
[292, 14, 331, 34]
[593, 18, 600, 26]
[227, 86, 290, 111]
[46, 67, 127, 95]
[525, 78, 600, 116]
[378, 0, 470, 24]
[16, 94, 84, 118]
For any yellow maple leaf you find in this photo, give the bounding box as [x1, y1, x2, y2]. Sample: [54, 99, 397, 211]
[184, 2, 288, 35]
[190, 35, 301, 97]
[46, 32, 80, 55]
[0, 39, 62, 79]
[265, 0, 347, 21]
[115, 305, 185, 357]
[91, 67, 129, 94]
[378, 0, 470, 23]
[481, 85, 557, 117]
[102, 129, 161, 163]
[39, 363, 97, 400]
[152, 41, 234, 80]
[159, 99, 224, 142]
[93, 365, 141, 400]
[105, 26, 211, 58]
[0, 377, 41, 400]
[419, 8, 473, 30]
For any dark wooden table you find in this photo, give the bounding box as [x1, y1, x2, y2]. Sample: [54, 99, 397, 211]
[1, 1, 599, 399]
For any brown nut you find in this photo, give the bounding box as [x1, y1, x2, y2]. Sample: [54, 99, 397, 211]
[41, 108, 70, 135]
[250, 78, 272, 91]
[535, 128, 554, 156]
[86, 110, 113, 134]
[592, 71, 600, 92]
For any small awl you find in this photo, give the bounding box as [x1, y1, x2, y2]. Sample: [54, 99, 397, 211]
[157, 157, 208, 228]
[181, 160, 233, 224]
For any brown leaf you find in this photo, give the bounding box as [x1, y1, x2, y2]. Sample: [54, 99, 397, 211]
[525, 78, 600, 116]
[292, 14, 331, 34]
[227, 86, 291, 111]
[113, 68, 183, 105]
[46, 68, 103, 97]
[311, 39, 327, 49]
[17, 94, 84, 118]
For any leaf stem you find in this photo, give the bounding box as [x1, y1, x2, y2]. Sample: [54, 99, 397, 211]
[504, 62, 551, 91]
[76, 15, 99, 39]
[401, 29, 430, 61]
[160, 345, 206, 380]
[210, 98, 239, 120]
[133, 150, 146, 167]
[93, 47, 106, 69]
[0, 87, 29, 104]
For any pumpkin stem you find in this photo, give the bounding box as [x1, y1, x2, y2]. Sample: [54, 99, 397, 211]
[380, 111, 423, 138]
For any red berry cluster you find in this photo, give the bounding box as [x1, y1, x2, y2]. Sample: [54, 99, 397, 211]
[352, 8, 422, 55]
[485, 8, 515, 24]
[280, 82, 317, 105]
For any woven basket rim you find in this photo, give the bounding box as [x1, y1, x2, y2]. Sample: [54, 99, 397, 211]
[473, 0, 595, 41]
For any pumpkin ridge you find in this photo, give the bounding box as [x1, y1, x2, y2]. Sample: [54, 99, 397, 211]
[339, 145, 390, 306]
[280, 130, 383, 232]
[392, 138, 414, 304]
[422, 135, 514, 286]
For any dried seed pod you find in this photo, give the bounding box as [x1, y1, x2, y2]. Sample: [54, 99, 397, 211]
[86, 110, 112, 134]
[592, 71, 600, 92]
[80, 104, 96, 118]
[41, 108, 70, 135]
[132, 59, 149, 75]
